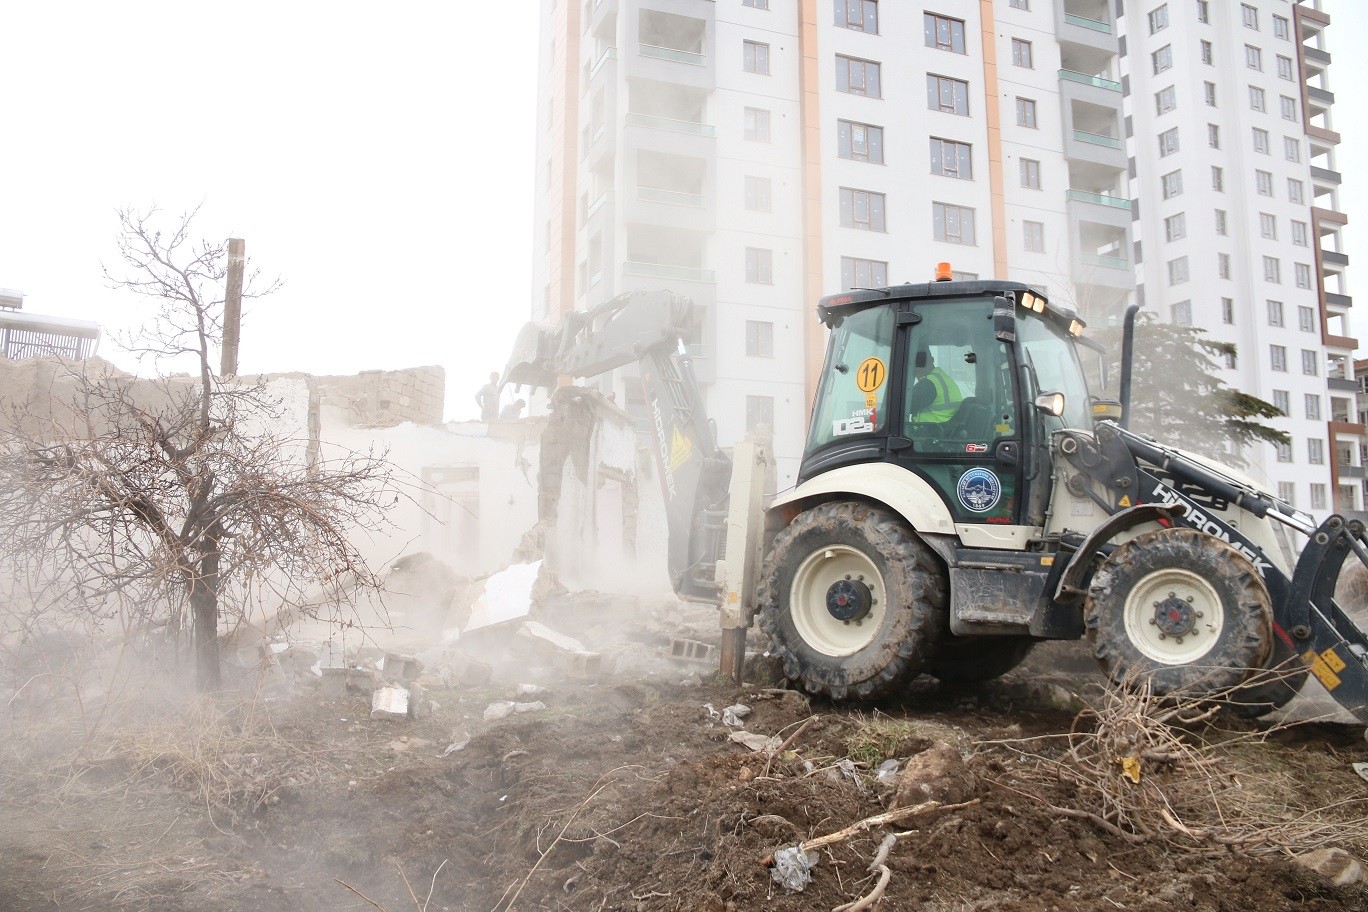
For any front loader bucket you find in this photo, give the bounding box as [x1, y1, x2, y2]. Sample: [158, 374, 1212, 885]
[502, 322, 563, 392]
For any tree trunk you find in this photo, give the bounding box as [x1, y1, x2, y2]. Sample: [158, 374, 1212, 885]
[189, 543, 222, 692]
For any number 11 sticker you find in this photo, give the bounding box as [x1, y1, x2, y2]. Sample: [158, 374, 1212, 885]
[856, 357, 886, 392]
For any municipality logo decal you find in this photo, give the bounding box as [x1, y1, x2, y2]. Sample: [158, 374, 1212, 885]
[956, 468, 1002, 513]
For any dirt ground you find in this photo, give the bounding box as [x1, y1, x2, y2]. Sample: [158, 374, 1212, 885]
[4, 627, 1368, 912]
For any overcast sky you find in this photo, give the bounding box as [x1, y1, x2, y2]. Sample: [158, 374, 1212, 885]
[0, 2, 1364, 421]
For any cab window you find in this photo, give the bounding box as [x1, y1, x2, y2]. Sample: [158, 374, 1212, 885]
[807, 305, 895, 451]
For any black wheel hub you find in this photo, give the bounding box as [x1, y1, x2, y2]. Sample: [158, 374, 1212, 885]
[826, 579, 872, 622]
[1153, 596, 1196, 638]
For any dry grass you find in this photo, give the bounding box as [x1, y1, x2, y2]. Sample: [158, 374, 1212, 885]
[843, 714, 923, 768]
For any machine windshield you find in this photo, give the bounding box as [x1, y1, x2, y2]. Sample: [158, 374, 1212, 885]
[807, 305, 895, 451]
[1017, 314, 1092, 431]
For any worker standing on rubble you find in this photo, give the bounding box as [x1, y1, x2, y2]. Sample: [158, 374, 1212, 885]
[476, 371, 500, 422]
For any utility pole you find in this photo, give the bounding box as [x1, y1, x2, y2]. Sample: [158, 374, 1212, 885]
[221, 238, 245, 378]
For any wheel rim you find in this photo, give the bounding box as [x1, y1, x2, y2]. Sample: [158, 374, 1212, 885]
[1122, 567, 1225, 666]
[789, 545, 885, 657]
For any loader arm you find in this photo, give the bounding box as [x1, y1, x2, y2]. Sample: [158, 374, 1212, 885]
[503, 291, 734, 602]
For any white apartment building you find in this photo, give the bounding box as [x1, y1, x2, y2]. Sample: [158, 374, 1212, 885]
[532, 0, 1352, 509]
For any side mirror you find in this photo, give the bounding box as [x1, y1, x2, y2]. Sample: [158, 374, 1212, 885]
[992, 296, 1016, 343]
[1034, 392, 1065, 417]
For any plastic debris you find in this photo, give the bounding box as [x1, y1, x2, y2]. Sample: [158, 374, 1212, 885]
[876, 759, 901, 786]
[770, 845, 817, 893]
[702, 703, 721, 722]
[730, 730, 781, 752]
[722, 704, 752, 727]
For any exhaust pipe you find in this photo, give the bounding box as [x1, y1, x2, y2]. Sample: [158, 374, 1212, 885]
[1119, 303, 1140, 430]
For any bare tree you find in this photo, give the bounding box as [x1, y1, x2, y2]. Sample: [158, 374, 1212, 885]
[0, 206, 395, 690]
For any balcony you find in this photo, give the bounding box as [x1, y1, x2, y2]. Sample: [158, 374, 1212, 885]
[1081, 253, 1127, 269]
[1073, 129, 1121, 149]
[1063, 12, 1110, 33]
[1329, 377, 1360, 393]
[586, 190, 613, 220]
[1327, 291, 1353, 310]
[1059, 69, 1121, 92]
[639, 44, 705, 67]
[1311, 165, 1342, 186]
[624, 112, 715, 137]
[1056, 0, 1117, 53]
[637, 186, 705, 207]
[623, 261, 715, 283]
[590, 47, 617, 80]
[1305, 46, 1331, 66]
[1065, 189, 1131, 210]
[1323, 250, 1350, 267]
[1308, 86, 1335, 106]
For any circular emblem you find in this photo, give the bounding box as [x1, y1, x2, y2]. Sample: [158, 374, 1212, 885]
[956, 468, 1002, 514]
[856, 357, 886, 392]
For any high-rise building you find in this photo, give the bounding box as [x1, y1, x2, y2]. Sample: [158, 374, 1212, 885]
[533, 0, 1353, 509]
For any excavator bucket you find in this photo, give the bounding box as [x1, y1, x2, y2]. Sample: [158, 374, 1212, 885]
[501, 322, 564, 392]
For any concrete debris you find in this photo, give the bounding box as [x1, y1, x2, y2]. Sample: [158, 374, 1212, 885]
[730, 730, 781, 752]
[371, 686, 410, 721]
[670, 638, 717, 666]
[680, 673, 703, 687]
[892, 742, 977, 809]
[466, 561, 542, 632]
[518, 620, 587, 655]
[555, 649, 602, 679]
[516, 683, 549, 697]
[408, 682, 432, 718]
[514, 701, 547, 714]
[484, 701, 517, 721]
[1030, 681, 1086, 713]
[1296, 848, 1364, 886]
[722, 704, 751, 727]
[441, 739, 469, 757]
[321, 667, 377, 698]
[381, 652, 423, 684]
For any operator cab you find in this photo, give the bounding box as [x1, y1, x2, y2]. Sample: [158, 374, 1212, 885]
[801, 267, 1092, 527]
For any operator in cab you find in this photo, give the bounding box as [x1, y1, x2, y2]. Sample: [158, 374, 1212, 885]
[907, 349, 962, 423]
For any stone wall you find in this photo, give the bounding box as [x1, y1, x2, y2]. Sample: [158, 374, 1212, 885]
[311, 366, 445, 428]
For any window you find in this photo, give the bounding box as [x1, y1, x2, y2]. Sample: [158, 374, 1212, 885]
[745, 247, 773, 284]
[1171, 300, 1192, 325]
[924, 13, 966, 52]
[1306, 394, 1322, 421]
[1273, 389, 1290, 415]
[745, 320, 774, 357]
[1222, 298, 1234, 324]
[1153, 46, 1173, 74]
[840, 187, 886, 231]
[1207, 123, 1220, 148]
[1267, 299, 1284, 327]
[1280, 95, 1296, 120]
[746, 395, 775, 432]
[1263, 256, 1281, 283]
[1011, 39, 1033, 69]
[1164, 212, 1186, 242]
[930, 138, 972, 179]
[1288, 179, 1304, 204]
[1158, 127, 1180, 157]
[1023, 220, 1044, 252]
[1249, 86, 1265, 112]
[1162, 170, 1183, 199]
[1274, 15, 1290, 40]
[744, 175, 772, 212]
[932, 202, 976, 244]
[1214, 210, 1227, 235]
[1309, 439, 1325, 465]
[1271, 345, 1287, 372]
[1260, 213, 1277, 240]
[1310, 484, 1328, 510]
[1284, 137, 1300, 162]
[1276, 445, 1294, 467]
[743, 40, 770, 74]
[1204, 82, 1217, 106]
[1277, 55, 1294, 80]
[1298, 305, 1315, 332]
[838, 120, 885, 163]
[1156, 86, 1177, 115]
[1010, 0, 1029, 8]
[1015, 97, 1037, 128]
[1252, 128, 1269, 154]
[1211, 166, 1224, 192]
[1167, 256, 1189, 285]
[1241, 3, 1258, 30]
[1295, 263, 1312, 289]
[1291, 220, 1307, 246]
[1201, 40, 1213, 65]
[1218, 252, 1231, 279]
[1020, 158, 1041, 189]
[1246, 44, 1262, 71]
[1197, 1, 1209, 24]
[841, 256, 888, 290]
[836, 55, 882, 97]
[836, 0, 878, 33]
[1148, 4, 1169, 34]
[927, 74, 970, 116]
[1256, 170, 1273, 196]
[744, 0, 769, 6]
[744, 107, 771, 142]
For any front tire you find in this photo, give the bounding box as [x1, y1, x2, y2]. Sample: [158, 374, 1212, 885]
[1085, 528, 1273, 697]
[757, 502, 946, 700]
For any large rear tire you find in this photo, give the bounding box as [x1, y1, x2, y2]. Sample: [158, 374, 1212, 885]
[930, 636, 1035, 684]
[1085, 528, 1273, 697]
[757, 501, 947, 700]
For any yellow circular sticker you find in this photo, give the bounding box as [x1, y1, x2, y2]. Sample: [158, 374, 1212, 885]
[856, 357, 886, 393]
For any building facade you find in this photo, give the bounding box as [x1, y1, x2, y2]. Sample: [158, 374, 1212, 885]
[533, 0, 1353, 508]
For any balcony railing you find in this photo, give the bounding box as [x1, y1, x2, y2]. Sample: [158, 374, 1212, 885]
[1066, 189, 1132, 210]
[1080, 253, 1128, 270]
[591, 47, 617, 78]
[637, 186, 706, 207]
[639, 44, 706, 66]
[1063, 12, 1111, 33]
[586, 190, 612, 219]
[1323, 250, 1350, 266]
[1059, 69, 1122, 92]
[1073, 129, 1122, 149]
[624, 261, 716, 283]
[624, 112, 716, 137]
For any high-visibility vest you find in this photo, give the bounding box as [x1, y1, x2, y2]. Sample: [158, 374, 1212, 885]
[911, 367, 963, 423]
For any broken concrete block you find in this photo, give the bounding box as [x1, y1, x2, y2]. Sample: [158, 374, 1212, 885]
[382, 652, 423, 684]
[1297, 848, 1364, 886]
[555, 650, 602, 679]
[513, 701, 546, 714]
[277, 645, 320, 678]
[670, 638, 717, 666]
[408, 682, 429, 718]
[516, 683, 549, 697]
[730, 730, 781, 752]
[517, 620, 587, 655]
[484, 701, 517, 721]
[371, 686, 410, 721]
[321, 667, 377, 697]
